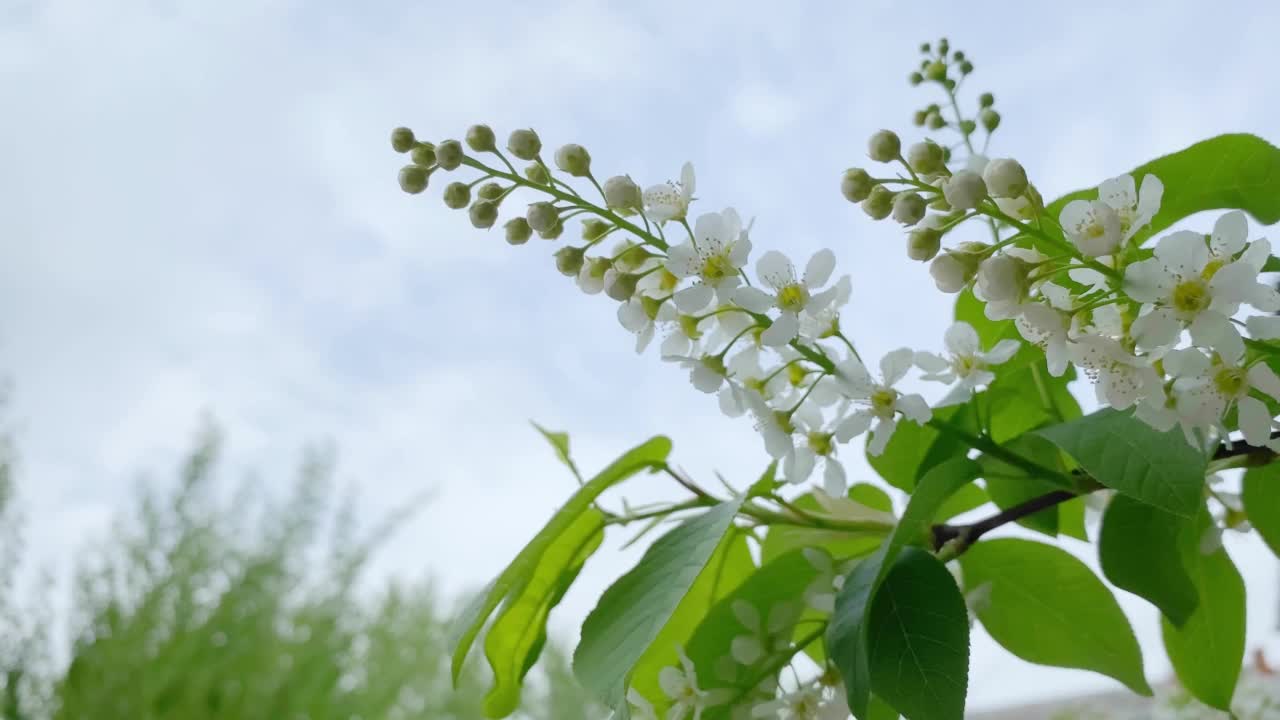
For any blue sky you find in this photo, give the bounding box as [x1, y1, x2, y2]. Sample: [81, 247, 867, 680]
[4, 0, 1280, 711]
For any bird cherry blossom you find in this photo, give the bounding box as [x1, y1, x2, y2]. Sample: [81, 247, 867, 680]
[1059, 173, 1162, 257]
[1098, 173, 1164, 241]
[1171, 347, 1280, 449]
[783, 403, 849, 495]
[657, 647, 728, 720]
[665, 208, 753, 312]
[833, 348, 932, 455]
[1067, 334, 1162, 410]
[618, 295, 677, 353]
[644, 162, 696, 223]
[733, 249, 839, 346]
[915, 321, 1021, 405]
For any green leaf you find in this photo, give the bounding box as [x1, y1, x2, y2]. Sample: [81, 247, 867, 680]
[867, 548, 969, 720]
[482, 508, 605, 717]
[959, 539, 1151, 695]
[979, 435, 1073, 537]
[1098, 495, 1198, 627]
[848, 483, 894, 513]
[1047, 133, 1280, 245]
[869, 404, 977, 491]
[1162, 507, 1246, 711]
[760, 492, 885, 565]
[531, 421, 581, 481]
[573, 497, 744, 710]
[629, 530, 753, 714]
[449, 436, 672, 684]
[1242, 462, 1280, 558]
[933, 482, 989, 522]
[1263, 255, 1280, 273]
[1036, 408, 1205, 518]
[685, 549, 823, 719]
[828, 458, 979, 718]
[746, 461, 781, 498]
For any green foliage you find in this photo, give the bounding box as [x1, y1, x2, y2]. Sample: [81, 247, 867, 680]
[959, 539, 1151, 696]
[1098, 495, 1198, 627]
[979, 435, 1079, 538]
[866, 548, 968, 720]
[531, 421, 582, 482]
[572, 498, 744, 712]
[1242, 462, 1280, 559]
[1037, 409, 1206, 517]
[450, 435, 672, 686]
[868, 404, 977, 492]
[1047, 133, 1280, 244]
[759, 492, 884, 565]
[1161, 508, 1247, 712]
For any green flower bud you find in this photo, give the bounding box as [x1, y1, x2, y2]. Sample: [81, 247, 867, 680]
[867, 129, 901, 163]
[469, 200, 498, 229]
[538, 219, 564, 240]
[959, 60, 974, 75]
[581, 218, 612, 241]
[959, 120, 977, 136]
[929, 242, 989, 293]
[924, 61, 947, 82]
[919, 42, 931, 53]
[398, 165, 429, 194]
[435, 140, 464, 171]
[390, 127, 416, 153]
[907, 221, 943, 261]
[952, 50, 966, 62]
[982, 158, 1028, 198]
[410, 144, 437, 167]
[861, 185, 894, 220]
[477, 181, 505, 201]
[554, 246, 586, 276]
[603, 175, 642, 211]
[912, 110, 928, 127]
[465, 124, 496, 152]
[943, 78, 957, 91]
[613, 242, 650, 271]
[930, 194, 952, 211]
[941, 145, 953, 164]
[937, 38, 950, 55]
[980, 108, 1001, 132]
[507, 128, 542, 160]
[841, 168, 874, 203]
[908, 71, 923, 86]
[526, 202, 559, 233]
[927, 111, 945, 130]
[504, 217, 532, 245]
[906, 141, 945, 175]
[604, 271, 639, 301]
[942, 170, 987, 211]
[525, 162, 551, 185]
[892, 192, 927, 226]
[443, 181, 471, 209]
[978, 92, 995, 108]
[554, 144, 592, 177]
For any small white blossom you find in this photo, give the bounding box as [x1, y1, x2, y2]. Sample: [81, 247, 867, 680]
[618, 296, 677, 353]
[1173, 348, 1280, 450]
[798, 276, 851, 340]
[666, 209, 753, 312]
[1098, 173, 1164, 241]
[745, 392, 797, 460]
[644, 162, 696, 223]
[1015, 293, 1072, 376]
[833, 348, 932, 455]
[751, 686, 827, 720]
[1060, 198, 1122, 257]
[729, 599, 799, 667]
[1068, 334, 1162, 410]
[667, 353, 730, 394]
[733, 249, 839, 346]
[783, 403, 848, 494]
[657, 646, 726, 720]
[627, 688, 659, 720]
[915, 322, 1021, 405]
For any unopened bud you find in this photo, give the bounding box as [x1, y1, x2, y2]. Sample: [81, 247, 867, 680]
[554, 246, 586, 276]
[411, 145, 437, 167]
[959, 60, 974, 75]
[507, 129, 542, 160]
[977, 253, 1032, 303]
[929, 244, 986, 293]
[926, 111, 945, 130]
[581, 218, 612, 241]
[840, 168, 874, 203]
[604, 271, 639, 301]
[958, 120, 976, 136]
[907, 219, 943, 261]
[469, 200, 498, 229]
[867, 130, 901, 162]
[526, 202, 560, 233]
[937, 38, 950, 55]
[443, 182, 471, 209]
[525, 162, 550, 185]
[892, 192, 927, 225]
[912, 110, 928, 127]
[603, 175, 642, 210]
[943, 170, 987, 211]
[861, 185, 895, 220]
[919, 42, 931, 53]
[398, 165, 429, 194]
[390, 127, 416, 153]
[908, 72, 923, 86]
[465, 124, 496, 152]
[554, 144, 592, 177]
[982, 158, 1028, 198]
[924, 61, 947, 82]
[613, 241, 650, 271]
[538, 220, 564, 240]
[980, 108, 1001, 132]
[906, 141, 945, 175]
[504, 217, 532, 245]
[477, 181, 505, 201]
[953, 51, 966, 62]
[435, 140, 464, 171]
[978, 92, 995, 108]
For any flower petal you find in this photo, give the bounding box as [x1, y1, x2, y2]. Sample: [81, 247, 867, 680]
[1247, 315, 1280, 340]
[1123, 258, 1174, 304]
[1098, 174, 1137, 213]
[1189, 311, 1244, 362]
[1238, 396, 1274, 448]
[880, 348, 915, 386]
[983, 339, 1021, 365]
[1248, 363, 1280, 402]
[866, 417, 898, 456]
[1130, 308, 1181, 350]
[1165, 348, 1211, 378]
[914, 351, 951, 375]
[1137, 174, 1164, 219]
[823, 461, 848, 497]
[803, 248, 836, 289]
[896, 393, 932, 423]
[1208, 260, 1262, 305]
[760, 312, 799, 346]
[1212, 210, 1248, 257]
[1154, 230, 1209, 278]
[786, 447, 817, 484]
[732, 285, 775, 313]
[835, 410, 873, 442]
[665, 242, 700, 278]
[756, 250, 795, 289]
[674, 283, 714, 313]
[944, 322, 981, 357]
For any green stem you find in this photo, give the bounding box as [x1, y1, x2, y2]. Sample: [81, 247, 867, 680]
[927, 415, 1075, 487]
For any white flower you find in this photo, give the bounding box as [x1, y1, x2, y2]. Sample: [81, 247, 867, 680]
[975, 247, 1043, 319]
[798, 275, 851, 340]
[782, 404, 848, 494]
[660, 313, 707, 357]
[627, 688, 659, 720]
[745, 392, 797, 460]
[618, 296, 677, 353]
[801, 548, 852, 613]
[729, 599, 799, 667]
[915, 321, 1020, 405]
[643, 162, 696, 223]
[832, 348, 932, 455]
[1173, 348, 1280, 450]
[995, 194, 1035, 222]
[665, 209, 752, 312]
[1015, 293, 1072, 376]
[1098, 173, 1163, 241]
[667, 353, 730, 394]
[751, 686, 826, 720]
[1067, 334, 1162, 410]
[1060, 198, 1122, 257]
[942, 169, 987, 210]
[1125, 230, 1279, 357]
[657, 646, 725, 720]
[982, 157, 1028, 198]
[733, 249, 839, 347]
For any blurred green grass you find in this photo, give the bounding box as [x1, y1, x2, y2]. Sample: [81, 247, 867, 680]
[0, 422, 601, 719]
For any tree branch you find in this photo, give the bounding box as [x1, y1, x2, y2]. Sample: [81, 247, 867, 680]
[931, 490, 1078, 553]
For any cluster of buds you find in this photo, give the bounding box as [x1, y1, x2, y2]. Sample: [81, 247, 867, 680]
[907, 39, 1000, 136]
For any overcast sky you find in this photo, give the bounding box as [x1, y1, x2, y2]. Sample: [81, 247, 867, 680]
[5, 0, 1280, 712]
